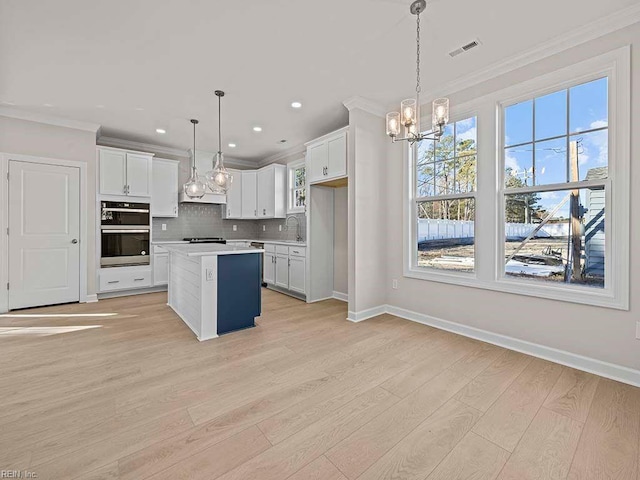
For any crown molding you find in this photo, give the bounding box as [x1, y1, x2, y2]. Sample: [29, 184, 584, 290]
[422, 2, 640, 101]
[258, 144, 306, 167]
[98, 136, 188, 157]
[187, 149, 258, 169]
[0, 106, 101, 133]
[342, 96, 387, 117]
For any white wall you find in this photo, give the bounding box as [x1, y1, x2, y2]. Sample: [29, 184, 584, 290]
[0, 116, 98, 297]
[347, 108, 388, 316]
[384, 23, 640, 372]
[333, 186, 348, 295]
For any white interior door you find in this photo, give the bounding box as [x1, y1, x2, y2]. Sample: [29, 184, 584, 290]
[8, 161, 80, 309]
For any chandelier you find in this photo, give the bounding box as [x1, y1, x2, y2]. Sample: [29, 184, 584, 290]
[386, 0, 450, 144]
[205, 90, 232, 194]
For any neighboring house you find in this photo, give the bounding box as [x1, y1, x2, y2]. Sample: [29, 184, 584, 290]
[584, 167, 607, 277]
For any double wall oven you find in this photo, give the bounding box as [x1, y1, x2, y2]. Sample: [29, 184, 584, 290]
[101, 201, 150, 267]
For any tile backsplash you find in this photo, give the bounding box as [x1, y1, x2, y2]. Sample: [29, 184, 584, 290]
[152, 204, 306, 242]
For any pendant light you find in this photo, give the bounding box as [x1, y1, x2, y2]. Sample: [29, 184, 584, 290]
[385, 0, 450, 144]
[183, 119, 207, 199]
[205, 90, 232, 194]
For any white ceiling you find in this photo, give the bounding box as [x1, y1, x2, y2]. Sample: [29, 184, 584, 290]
[0, 0, 636, 161]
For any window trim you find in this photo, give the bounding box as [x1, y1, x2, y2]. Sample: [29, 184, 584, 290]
[287, 159, 306, 214]
[403, 45, 630, 310]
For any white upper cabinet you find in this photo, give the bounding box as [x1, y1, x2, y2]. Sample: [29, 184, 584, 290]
[99, 149, 127, 195]
[305, 127, 348, 185]
[98, 147, 153, 197]
[225, 169, 242, 219]
[152, 159, 179, 217]
[241, 170, 257, 219]
[257, 164, 285, 218]
[126, 153, 153, 197]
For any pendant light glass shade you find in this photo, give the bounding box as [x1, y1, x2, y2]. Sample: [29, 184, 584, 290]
[183, 119, 206, 199]
[432, 98, 449, 128]
[206, 152, 232, 195]
[400, 98, 418, 133]
[205, 90, 231, 194]
[386, 112, 401, 138]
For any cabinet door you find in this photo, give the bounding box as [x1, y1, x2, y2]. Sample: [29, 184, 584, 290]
[153, 254, 169, 285]
[126, 153, 152, 197]
[275, 254, 289, 289]
[152, 160, 179, 217]
[288, 256, 306, 294]
[99, 149, 127, 195]
[241, 171, 257, 219]
[257, 167, 275, 218]
[263, 253, 275, 284]
[307, 143, 327, 184]
[327, 131, 347, 179]
[225, 169, 242, 219]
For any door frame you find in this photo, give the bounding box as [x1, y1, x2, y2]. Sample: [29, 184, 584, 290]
[0, 153, 89, 312]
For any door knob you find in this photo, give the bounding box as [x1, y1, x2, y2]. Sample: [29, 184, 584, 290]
[71, 239, 78, 244]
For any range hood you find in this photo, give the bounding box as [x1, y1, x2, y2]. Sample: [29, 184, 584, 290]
[179, 192, 227, 204]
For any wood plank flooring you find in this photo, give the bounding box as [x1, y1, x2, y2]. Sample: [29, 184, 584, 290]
[0, 290, 639, 480]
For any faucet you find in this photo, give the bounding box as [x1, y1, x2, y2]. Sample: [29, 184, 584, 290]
[285, 215, 302, 242]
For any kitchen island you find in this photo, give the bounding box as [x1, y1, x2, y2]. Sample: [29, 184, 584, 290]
[163, 243, 264, 340]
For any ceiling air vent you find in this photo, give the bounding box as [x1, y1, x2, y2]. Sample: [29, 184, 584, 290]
[449, 39, 481, 58]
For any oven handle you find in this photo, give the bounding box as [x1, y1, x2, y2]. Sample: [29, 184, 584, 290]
[102, 208, 150, 213]
[101, 229, 150, 234]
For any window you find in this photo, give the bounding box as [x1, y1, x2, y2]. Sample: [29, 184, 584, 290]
[414, 117, 477, 273]
[287, 160, 306, 213]
[404, 47, 630, 309]
[502, 78, 608, 289]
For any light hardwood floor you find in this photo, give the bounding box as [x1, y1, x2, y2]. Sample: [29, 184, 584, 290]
[0, 290, 639, 480]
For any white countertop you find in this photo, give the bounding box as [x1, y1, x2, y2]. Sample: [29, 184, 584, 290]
[229, 239, 307, 247]
[153, 239, 306, 247]
[162, 243, 265, 257]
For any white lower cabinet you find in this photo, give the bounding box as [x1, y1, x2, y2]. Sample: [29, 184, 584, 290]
[275, 253, 289, 289]
[288, 256, 306, 294]
[99, 266, 152, 292]
[263, 243, 306, 295]
[153, 253, 169, 285]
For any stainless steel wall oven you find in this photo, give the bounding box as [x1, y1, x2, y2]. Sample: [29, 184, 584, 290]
[100, 202, 150, 267]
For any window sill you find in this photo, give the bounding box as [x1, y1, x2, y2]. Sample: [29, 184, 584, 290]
[404, 266, 627, 310]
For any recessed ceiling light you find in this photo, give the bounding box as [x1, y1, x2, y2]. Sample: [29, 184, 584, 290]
[43, 103, 54, 107]
[96, 104, 105, 109]
[228, 143, 237, 148]
[135, 107, 144, 111]
[155, 128, 166, 134]
[291, 102, 302, 109]
[253, 126, 262, 132]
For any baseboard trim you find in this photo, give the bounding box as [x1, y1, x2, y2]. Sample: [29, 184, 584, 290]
[97, 286, 167, 300]
[332, 291, 348, 302]
[347, 305, 386, 323]
[384, 304, 640, 388]
[83, 294, 98, 303]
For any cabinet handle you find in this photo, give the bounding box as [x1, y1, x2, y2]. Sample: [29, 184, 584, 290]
[123, 185, 127, 194]
[254, 210, 257, 216]
[134, 278, 145, 281]
[263, 208, 266, 215]
[107, 280, 120, 284]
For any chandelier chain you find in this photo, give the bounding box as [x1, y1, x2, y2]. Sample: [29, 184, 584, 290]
[416, 10, 421, 95]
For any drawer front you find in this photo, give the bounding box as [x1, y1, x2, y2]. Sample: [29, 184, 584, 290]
[275, 245, 289, 255]
[288, 246, 306, 257]
[153, 245, 169, 254]
[264, 243, 276, 253]
[100, 268, 152, 292]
